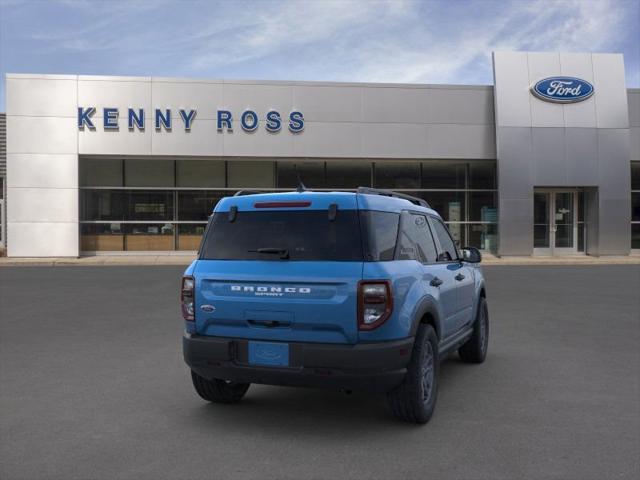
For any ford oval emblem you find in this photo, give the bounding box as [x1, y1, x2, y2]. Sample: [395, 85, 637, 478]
[531, 76, 594, 103]
[200, 304, 215, 313]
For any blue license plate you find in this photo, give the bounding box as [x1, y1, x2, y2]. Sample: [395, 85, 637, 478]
[248, 341, 289, 367]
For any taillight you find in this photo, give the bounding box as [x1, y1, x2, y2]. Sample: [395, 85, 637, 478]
[181, 276, 195, 321]
[358, 280, 393, 330]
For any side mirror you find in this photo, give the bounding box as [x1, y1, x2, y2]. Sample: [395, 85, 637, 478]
[461, 246, 482, 263]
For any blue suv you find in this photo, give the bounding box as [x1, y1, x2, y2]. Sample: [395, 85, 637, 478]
[182, 188, 488, 423]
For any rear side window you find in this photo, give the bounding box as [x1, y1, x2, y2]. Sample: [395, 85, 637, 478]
[430, 217, 459, 261]
[200, 210, 363, 261]
[360, 211, 400, 261]
[397, 212, 438, 263]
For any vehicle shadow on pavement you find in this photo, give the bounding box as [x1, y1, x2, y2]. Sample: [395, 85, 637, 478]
[182, 355, 474, 435]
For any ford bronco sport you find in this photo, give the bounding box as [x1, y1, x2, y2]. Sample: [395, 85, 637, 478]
[182, 187, 488, 423]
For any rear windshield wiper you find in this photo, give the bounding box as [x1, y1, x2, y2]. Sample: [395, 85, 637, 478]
[248, 247, 290, 259]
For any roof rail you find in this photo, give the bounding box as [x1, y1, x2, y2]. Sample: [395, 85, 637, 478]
[233, 190, 268, 197]
[356, 187, 431, 209]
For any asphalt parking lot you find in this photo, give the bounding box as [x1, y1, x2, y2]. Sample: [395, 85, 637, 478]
[1, 265, 639, 480]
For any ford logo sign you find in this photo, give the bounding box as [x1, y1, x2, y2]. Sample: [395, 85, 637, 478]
[531, 77, 594, 103]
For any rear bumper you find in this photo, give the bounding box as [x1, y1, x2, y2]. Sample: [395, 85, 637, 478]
[183, 334, 414, 393]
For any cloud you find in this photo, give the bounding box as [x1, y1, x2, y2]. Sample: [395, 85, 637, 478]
[0, 0, 637, 94]
[343, 0, 633, 84]
[186, 0, 411, 70]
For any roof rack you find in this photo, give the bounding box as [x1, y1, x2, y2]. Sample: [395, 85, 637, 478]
[356, 187, 431, 209]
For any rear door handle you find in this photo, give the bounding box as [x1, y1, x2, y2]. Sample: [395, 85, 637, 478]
[430, 277, 443, 287]
[455, 273, 465, 281]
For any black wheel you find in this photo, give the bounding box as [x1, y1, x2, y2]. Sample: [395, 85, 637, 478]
[190, 370, 250, 404]
[458, 296, 489, 363]
[387, 324, 439, 424]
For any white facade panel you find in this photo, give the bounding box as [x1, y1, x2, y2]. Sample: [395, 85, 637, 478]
[560, 52, 597, 128]
[78, 78, 152, 116]
[7, 222, 79, 257]
[7, 154, 78, 189]
[6, 77, 77, 117]
[630, 127, 640, 161]
[426, 88, 494, 125]
[151, 80, 223, 120]
[7, 116, 77, 154]
[293, 122, 361, 157]
[7, 187, 78, 223]
[79, 118, 152, 155]
[628, 91, 640, 127]
[223, 83, 293, 121]
[592, 54, 629, 129]
[361, 87, 429, 124]
[151, 119, 223, 156]
[492, 51, 532, 127]
[527, 52, 565, 128]
[293, 85, 362, 123]
[223, 125, 294, 157]
[361, 123, 428, 158]
[428, 124, 495, 158]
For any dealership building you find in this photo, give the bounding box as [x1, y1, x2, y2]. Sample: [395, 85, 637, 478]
[1, 51, 639, 257]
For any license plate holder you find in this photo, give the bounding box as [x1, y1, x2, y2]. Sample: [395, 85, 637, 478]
[248, 341, 289, 367]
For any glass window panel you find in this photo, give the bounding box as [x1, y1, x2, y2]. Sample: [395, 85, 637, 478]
[632, 224, 640, 249]
[421, 162, 465, 189]
[430, 217, 459, 260]
[177, 224, 207, 251]
[534, 225, 550, 248]
[374, 162, 420, 189]
[325, 161, 370, 189]
[80, 223, 124, 251]
[277, 161, 325, 188]
[124, 159, 175, 187]
[555, 224, 573, 248]
[632, 192, 640, 222]
[80, 158, 123, 187]
[632, 162, 640, 191]
[176, 160, 225, 188]
[227, 161, 274, 188]
[123, 223, 174, 251]
[360, 211, 399, 261]
[445, 223, 465, 248]
[81, 190, 174, 221]
[534, 193, 549, 224]
[468, 162, 496, 189]
[414, 191, 465, 222]
[469, 191, 497, 221]
[127, 191, 174, 221]
[80, 190, 126, 221]
[200, 211, 363, 261]
[467, 224, 497, 251]
[396, 213, 438, 262]
[178, 191, 226, 221]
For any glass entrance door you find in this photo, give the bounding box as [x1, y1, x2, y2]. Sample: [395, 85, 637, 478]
[533, 190, 579, 255]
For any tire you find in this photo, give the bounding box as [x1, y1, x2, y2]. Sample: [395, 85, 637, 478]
[387, 324, 439, 424]
[458, 296, 489, 364]
[190, 370, 250, 404]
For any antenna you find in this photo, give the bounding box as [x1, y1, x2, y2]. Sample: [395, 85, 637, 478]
[295, 166, 306, 193]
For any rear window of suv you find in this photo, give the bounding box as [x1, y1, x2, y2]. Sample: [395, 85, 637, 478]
[200, 210, 364, 261]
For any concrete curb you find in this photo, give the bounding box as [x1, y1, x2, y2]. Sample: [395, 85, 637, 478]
[0, 255, 197, 267]
[1, 255, 639, 267]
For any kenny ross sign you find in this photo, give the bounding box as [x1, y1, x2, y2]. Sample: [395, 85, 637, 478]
[77, 107, 305, 133]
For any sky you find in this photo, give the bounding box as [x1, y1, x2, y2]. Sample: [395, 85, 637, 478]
[0, 0, 639, 111]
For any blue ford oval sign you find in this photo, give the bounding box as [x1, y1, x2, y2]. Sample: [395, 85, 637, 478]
[531, 77, 594, 103]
